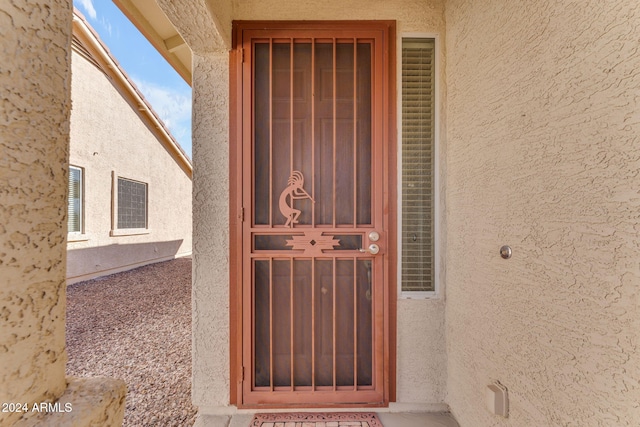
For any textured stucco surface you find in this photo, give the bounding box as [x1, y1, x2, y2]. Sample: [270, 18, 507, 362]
[233, 0, 445, 35]
[13, 377, 126, 427]
[445, 1, 640, 425]
[156, 0, 449, 410]
[191, 51, 231, 408]
[157, 0, 231, 52]
[396, 299, 446, 405]
[66, 48, 192, 283]
[0, 1, 72, 425]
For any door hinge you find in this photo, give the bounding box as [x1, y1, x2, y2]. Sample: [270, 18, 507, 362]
[241, 366, 245, 381]
[241, 48, 245, 63]
[240, 207, 245, 222]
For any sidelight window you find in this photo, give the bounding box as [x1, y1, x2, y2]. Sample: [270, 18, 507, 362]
[401, 37, 436, 294]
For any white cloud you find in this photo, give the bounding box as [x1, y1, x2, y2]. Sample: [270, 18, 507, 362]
[77, 0, 97, 20]
[99, 16, 113, 38]
[132, 78, 192, 156]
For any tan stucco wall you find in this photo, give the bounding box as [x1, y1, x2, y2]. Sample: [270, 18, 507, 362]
[0, 1, 71, 425]
[67, 49, 192, 283]
[445, 1, 640, 425]
[175, 0, 449, 411]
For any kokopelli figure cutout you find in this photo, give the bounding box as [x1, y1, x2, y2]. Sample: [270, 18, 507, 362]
[279, 171, 314, 227]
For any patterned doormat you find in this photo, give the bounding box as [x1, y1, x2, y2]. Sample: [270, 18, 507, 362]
[249, 412, 383, 427]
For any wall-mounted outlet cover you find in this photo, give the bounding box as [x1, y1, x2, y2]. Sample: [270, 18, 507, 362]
[487, 380, 509, 417]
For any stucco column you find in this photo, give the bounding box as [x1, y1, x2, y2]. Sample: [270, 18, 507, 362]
[192, 50, 231, 409]
[0, 2, 72, 424]
[1, 3, 125, 426]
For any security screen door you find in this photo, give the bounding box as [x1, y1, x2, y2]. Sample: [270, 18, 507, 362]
[237, 22, 392, 406]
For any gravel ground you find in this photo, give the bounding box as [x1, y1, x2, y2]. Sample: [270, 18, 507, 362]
[66, 258, 197, 426]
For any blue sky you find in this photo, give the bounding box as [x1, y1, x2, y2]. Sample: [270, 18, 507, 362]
[75, 0, 192, 158]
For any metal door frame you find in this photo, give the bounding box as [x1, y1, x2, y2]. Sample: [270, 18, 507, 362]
[230, 20, 397, 408]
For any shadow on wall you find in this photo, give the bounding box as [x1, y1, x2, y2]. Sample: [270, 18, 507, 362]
[67, 239, 186, 283]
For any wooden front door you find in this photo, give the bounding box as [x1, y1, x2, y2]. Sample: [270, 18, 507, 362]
[233, 21, 394, 407]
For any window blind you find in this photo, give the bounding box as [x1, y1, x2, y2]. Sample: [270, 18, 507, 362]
[68, 166, 82, 233]
[401, 38, 435, 292]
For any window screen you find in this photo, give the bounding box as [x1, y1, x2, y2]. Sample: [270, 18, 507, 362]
[401, 38, 435, 292]
[68, 166, 83, 233]
[117, 177, 147, 229]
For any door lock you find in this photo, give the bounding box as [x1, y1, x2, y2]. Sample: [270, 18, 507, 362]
[359, 244, 380, 255]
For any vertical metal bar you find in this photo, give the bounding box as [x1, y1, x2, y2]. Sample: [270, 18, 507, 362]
[311, 258, 316, 390]
[269, 258, 274, 391]
[332, 257, 336, 390]
[290, 38, 294, 173]
[353, 257, 358, 389]
[290, 257, 294, 390]
[332, 38, 337, 228]
[353, 39, 358, 227]
[311, 39, 316, 227]
[268, 39, 274, 226]
[252, 260, 256, 390]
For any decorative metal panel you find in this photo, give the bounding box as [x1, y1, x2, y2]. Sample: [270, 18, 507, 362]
[241, 26, 387, 406]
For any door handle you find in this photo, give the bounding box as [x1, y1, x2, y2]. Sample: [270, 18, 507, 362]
[359, 244, 380, 255]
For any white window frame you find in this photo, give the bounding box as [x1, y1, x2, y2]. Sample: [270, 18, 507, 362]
[110, 171, 151, 236]
[397, 33, 440, 299]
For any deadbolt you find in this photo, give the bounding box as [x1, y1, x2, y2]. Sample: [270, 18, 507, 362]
[368, 231, 380, 242]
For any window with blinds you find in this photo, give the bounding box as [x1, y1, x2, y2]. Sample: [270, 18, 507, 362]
[68, 166, 83, 233]
[117, 177, 148, 229]
[401, 38, 435, 293]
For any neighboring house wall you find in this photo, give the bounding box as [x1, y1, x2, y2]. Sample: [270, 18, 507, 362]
[0, 1, 71, 425]
[67, 21, 192, 284]
[445, 1, 640, 426]
[158, 0, 448, 411]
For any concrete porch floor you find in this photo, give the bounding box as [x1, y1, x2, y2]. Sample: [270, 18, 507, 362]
[196, 412, 460, 427]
